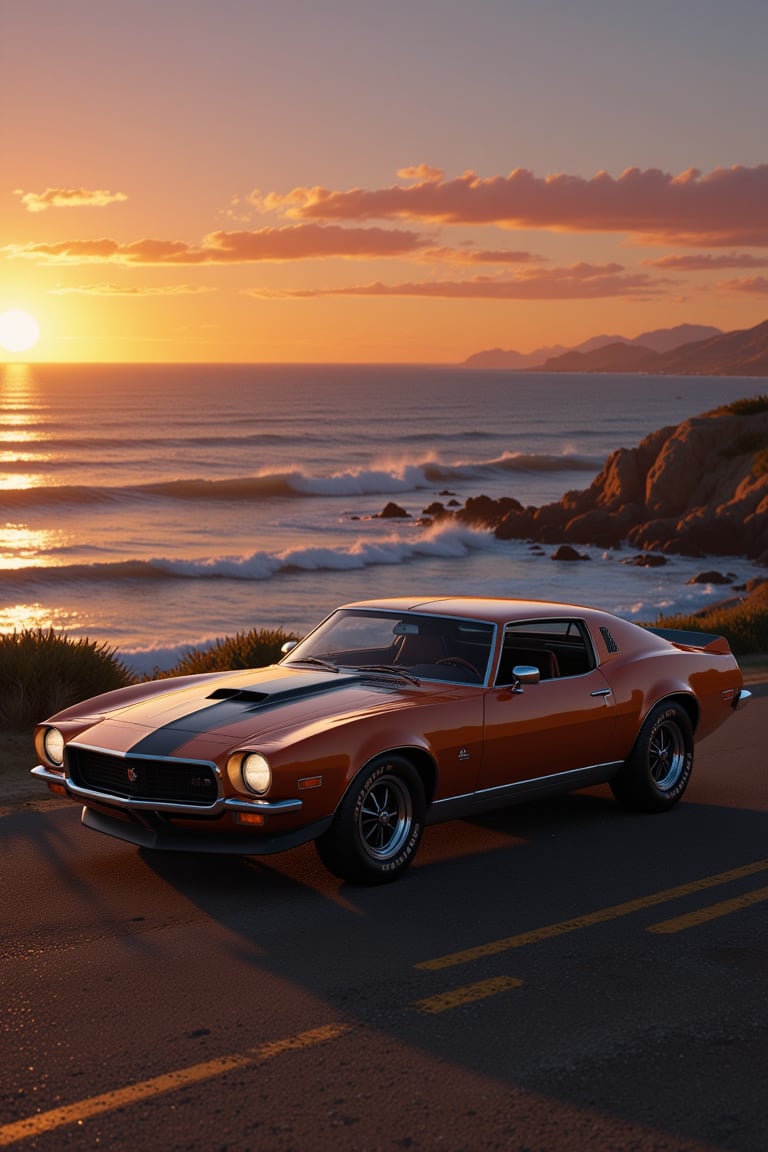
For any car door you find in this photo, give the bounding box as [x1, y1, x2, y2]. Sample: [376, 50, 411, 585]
[479, 619, 622, 790]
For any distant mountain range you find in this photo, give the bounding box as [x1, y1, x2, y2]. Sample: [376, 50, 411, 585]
[462, 319, 768, 376]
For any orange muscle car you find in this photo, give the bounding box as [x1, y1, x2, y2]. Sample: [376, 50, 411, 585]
[32, 597, 750, 884]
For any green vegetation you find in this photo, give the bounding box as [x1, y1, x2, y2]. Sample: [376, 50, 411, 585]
[0, 629, 133, 730]
[726, 394, 768, 416]
[711, 394, 768, 417]
[153, 626, 298, 678]
[651, 583, 768, 655]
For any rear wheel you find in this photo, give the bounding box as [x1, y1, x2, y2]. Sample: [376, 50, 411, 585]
[315, 754, 425, 884]
[610, 701, 694, 813]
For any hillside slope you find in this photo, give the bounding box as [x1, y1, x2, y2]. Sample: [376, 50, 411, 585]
[538, 319, 768, 376]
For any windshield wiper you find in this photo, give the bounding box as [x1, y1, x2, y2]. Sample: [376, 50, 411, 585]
[287, 655, 340, 673]
[356, 664, 421, 685]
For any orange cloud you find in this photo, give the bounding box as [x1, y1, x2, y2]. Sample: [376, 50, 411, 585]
[643, 252, 768, 270]
[4, 223, 427, 265]
[719, 276, 768, 295]
[49, 283, 215, 296]
[14, 187, 128, 212]
[396, 164, 444, 182]
[247, 263, 668, 301]
[264, 164, 768, 246]
[4, 238, 190, 264]
[422, 247, 544, 265]
[202, 223, 427, 261]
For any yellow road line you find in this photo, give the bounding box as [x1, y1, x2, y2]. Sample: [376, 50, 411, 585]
[416, 858, 768, 971]
[0, 1023, 349, 1148]
[413, 975, 523, 1014]
[648, 883, 768, 934]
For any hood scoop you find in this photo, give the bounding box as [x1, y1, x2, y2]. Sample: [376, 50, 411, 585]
[204, 673, 357, 712]
[208, 687, 270, 704]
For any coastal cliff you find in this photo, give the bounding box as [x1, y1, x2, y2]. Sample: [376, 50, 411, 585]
[449, 399, 768, 564]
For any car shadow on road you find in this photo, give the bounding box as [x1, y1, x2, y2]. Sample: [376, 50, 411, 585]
[134, 783, 768, 1147]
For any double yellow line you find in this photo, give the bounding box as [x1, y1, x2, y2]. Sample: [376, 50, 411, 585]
[412, 857, 768, 1012]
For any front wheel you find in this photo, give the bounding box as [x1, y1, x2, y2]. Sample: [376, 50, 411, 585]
[610, 701, 694, 813]
[315, 754, 425, 884]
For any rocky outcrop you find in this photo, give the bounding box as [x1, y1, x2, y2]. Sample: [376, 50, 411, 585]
[485, 403, 768, 563]
[377, 501, 411, 518]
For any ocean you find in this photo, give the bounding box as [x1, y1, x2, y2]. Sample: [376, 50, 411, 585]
[0, 362, 762, 676]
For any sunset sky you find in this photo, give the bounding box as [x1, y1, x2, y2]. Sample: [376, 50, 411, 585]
[2, 0, 768, 363]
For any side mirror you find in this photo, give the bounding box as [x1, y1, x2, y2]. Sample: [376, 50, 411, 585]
[510, 664, 541, 693]
[280, 640, 298, 655]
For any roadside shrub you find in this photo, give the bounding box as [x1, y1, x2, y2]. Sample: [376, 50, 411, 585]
[0, 629, 134, 730]
[155, 626, 298, 678]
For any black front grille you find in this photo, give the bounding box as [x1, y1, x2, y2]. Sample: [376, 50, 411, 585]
[67, 747, 219, 806]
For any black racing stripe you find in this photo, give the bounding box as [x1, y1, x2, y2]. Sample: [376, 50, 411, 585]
[127, 676, 357, 758]
[128, 700, 258, 757]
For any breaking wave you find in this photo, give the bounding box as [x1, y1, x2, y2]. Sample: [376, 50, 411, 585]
[0, 523, 500, 586]
[0, 451, 600, 509]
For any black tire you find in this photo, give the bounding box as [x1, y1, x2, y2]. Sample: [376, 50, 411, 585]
[315, 754, 425, 884]
[610, 701, 694, 813]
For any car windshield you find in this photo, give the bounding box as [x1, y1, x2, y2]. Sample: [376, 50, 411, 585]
[283, 608, 494, 685]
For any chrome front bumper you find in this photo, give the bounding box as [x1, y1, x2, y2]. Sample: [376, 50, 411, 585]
[30, 764, 302, 817]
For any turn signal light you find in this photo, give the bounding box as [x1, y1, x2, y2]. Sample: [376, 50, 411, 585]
[237, 812, 266, 827]
[48, 782, 67, 797]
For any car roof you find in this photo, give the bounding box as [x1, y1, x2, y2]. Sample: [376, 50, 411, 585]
[338, 596, 615, 627]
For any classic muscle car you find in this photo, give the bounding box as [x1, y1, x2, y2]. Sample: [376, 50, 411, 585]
[33, 597, 750, 884]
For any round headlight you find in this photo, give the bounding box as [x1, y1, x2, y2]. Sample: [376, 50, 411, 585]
[43, 727, 65, 767]
[241, 753, 271, 795]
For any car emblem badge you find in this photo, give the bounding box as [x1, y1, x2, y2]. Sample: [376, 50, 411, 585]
[127, 765, 139, 783]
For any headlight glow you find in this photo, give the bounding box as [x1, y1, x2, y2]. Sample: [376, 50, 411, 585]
[43, 727, 65, 767]
[241, 752, 271, 795]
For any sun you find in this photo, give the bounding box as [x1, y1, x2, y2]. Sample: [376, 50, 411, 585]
[0, 310, 41, 353]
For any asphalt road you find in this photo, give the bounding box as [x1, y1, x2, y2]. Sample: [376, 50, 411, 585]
[1, 691, 767, 1152]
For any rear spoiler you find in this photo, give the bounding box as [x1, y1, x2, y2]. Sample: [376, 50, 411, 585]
[645, 626, 731, 655]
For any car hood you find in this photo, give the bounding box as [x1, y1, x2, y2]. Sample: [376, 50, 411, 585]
[61, 665, 455, 754]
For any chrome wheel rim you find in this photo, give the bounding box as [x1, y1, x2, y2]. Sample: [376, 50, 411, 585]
[357, 773, 413, 861]
[649, 720, 686, 791]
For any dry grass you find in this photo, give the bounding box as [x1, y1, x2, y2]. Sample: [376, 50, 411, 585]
[152, 627, 297, 678]
[650, 582, 768, 656]
[0, 629, 132, 730]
